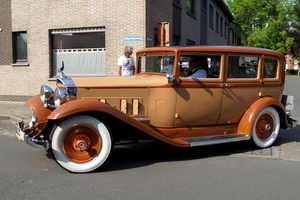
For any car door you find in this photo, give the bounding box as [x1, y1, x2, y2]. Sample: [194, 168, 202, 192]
[174, 54, 224, 126]
[218, 54, 261, 124]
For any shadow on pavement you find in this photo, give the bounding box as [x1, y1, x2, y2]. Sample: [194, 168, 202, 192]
[274, 124, 300, 146]
[94, 139, 264, 173]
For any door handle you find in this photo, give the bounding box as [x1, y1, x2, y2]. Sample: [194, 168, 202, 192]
[218, 84, 234, 88]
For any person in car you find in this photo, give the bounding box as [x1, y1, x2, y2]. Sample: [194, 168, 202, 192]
[188, 56, 207, 78]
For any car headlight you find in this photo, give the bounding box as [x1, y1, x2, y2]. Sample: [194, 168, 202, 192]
[40, 85, 54, 103]
[29, 115, 38, 131]
[54, 88, 70, 108]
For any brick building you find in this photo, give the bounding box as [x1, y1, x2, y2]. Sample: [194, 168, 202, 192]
[0, 0, 244, 101]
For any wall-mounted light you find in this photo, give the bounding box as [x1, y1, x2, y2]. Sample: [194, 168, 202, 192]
[228, 23, 237, 29]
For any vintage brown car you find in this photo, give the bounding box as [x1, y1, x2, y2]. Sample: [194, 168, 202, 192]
[16, 46, 297, 173]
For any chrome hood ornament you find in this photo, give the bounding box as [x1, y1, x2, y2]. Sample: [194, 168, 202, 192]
[58, 61, 67, 79]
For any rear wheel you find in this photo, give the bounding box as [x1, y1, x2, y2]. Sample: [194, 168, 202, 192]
[252, 106, 280, 148]
[51, 115, 112, 173]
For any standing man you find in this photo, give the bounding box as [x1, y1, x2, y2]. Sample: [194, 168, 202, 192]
[118, 46, 135, 76]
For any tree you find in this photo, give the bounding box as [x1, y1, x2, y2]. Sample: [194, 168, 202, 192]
[287, 0, 300, 59]
[225, 0, 294, 53]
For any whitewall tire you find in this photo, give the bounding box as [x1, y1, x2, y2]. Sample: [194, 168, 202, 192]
[252, 106, 280, 148]
[51, 115, 112, 173]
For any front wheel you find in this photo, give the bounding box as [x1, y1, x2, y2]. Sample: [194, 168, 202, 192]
[252, 106, 280, 148]
[51, 115, 112, 173]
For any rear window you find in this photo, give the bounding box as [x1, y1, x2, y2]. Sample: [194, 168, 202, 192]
[227, 56, 259, 78]
[263, 58, 278, 78]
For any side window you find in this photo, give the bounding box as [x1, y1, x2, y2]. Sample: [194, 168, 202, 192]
[179, 55, 221, 78]
[13, 32, 28, 64]
[138, 55, 174, 74]
[263, 58, 278, 78]
[227, 56, 259, 78]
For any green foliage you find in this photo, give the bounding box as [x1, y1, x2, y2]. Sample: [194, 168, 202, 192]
[286, 0, 300, 59]
[285, 69, 299, 75]
[225, 0, 295, 53]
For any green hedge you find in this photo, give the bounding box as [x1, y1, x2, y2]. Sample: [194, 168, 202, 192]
[285, 69, 299, 75]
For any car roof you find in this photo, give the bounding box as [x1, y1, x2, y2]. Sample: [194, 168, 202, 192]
[137, 46, 284, 59]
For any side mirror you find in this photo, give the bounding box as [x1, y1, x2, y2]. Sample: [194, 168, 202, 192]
[166, 73, 175, 85]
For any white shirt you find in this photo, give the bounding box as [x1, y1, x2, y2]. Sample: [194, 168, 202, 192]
[118, 56, 135, 76]
[188, 68, 207, 78]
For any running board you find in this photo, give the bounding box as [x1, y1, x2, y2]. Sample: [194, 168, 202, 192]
[179, 134, 251, 147]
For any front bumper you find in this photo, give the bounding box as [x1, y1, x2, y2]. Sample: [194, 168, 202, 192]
[15, 121, 49, 150]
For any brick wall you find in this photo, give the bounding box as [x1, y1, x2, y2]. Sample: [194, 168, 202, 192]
[286, 54, 294, 70]
[145, 0, 172, 47]
[0, 0, 146, 100]
[0, 0, 12, 65]
[207, 0, 231, 45]
[180, 1, 201, 45]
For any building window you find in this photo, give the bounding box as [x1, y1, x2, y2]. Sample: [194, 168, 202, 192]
[13, 32, 28, 64]
[202, 0, 207, 11]
[187, 0, 195, 16]
[225, 22, 228, 38]
[220, 17, 223, 35]
[173, 0, 180, 6]
[186, 39, 195, 45]
[216, 12, 219, 33]
[173, 35, 181, 46]
[154, 28, 159, 46]
[51, 27, 105, 77]
[209, 4, 214, 28]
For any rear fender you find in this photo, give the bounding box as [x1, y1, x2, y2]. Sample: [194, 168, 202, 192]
[48, 99, 189, 147]
[237, 97, 287, 136]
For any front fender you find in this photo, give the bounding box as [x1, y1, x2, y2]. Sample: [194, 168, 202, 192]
[24, 95, 52, 130]
[48, 99, 189, 147]
[237, 96, 287, 136]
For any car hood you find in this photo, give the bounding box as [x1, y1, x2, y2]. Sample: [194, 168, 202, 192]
[69, 74, 170, 88]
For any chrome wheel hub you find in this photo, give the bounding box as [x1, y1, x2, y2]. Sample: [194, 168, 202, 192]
[77, 140, 87, 150]
[265, 124, 271, 132]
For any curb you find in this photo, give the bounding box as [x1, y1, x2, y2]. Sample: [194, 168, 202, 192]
[0, 115, 10, 121]
[0, 115, 29, 124]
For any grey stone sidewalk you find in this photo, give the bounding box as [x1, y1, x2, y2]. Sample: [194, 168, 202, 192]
[0, 101, 32, 123]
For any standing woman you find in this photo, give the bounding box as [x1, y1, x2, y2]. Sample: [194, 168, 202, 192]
[118, 46, 135, 76]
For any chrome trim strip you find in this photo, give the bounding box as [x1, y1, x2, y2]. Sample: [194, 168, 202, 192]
[25, 135, 50, 150]
[134, 117, 149, 120]
[15, 122, 49, 150]
[180, 134, 251, 147]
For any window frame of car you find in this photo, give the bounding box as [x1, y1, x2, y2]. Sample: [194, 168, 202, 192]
[136, 51, 176, 74]
[177, 52, 224, 83]
[262, 55, 281, 82]
[225, 53, 262, 83]
[136, 47, 284, 86]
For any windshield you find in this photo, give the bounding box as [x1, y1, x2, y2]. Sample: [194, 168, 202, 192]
[137, 55, 175, 74]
